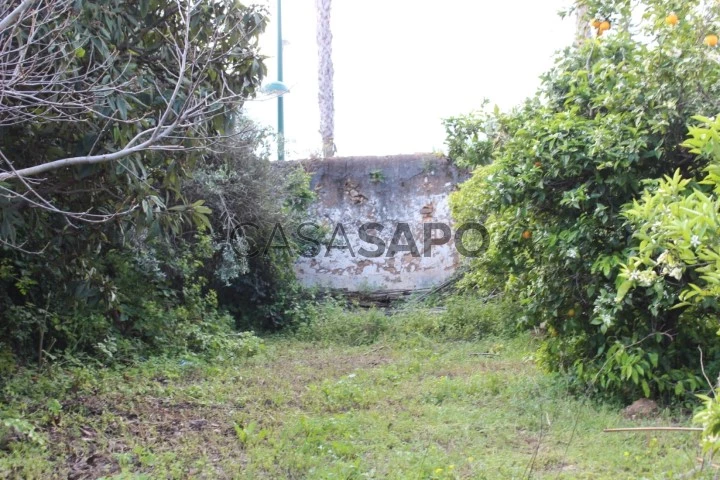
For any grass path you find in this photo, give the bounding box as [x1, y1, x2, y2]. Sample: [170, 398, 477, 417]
[0, 334, 711, 479]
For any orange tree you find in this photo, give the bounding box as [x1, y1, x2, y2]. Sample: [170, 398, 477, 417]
[448, 0, 720, 402]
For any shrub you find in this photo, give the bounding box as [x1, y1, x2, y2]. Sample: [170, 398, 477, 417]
[0, 2, 287, 365]
[183, 126, 316, 331]
[617, 116, 720, 445]
[0, 113, 313, 364]
[449, 0, 720, 402]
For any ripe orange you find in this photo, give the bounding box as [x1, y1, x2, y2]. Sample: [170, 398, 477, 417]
[665, 13, 679, 26]
[598, 20, 611, 32]
[522, 230, 532, 240]
[705, 34, 719, 47]
[591, 19, 601, 28]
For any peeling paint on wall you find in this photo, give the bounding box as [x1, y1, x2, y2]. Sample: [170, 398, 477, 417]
[293, 154, 469, 292]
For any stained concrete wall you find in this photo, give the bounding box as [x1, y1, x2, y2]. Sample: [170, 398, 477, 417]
[294, 154, 469, 292]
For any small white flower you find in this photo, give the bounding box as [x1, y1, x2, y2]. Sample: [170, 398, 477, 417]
[691, 235, 701, 248]
[629, 270, 641, 282]
[638, 270, 658, 287]
[669, 267, 683, 280]
[567, 248, 578, 259]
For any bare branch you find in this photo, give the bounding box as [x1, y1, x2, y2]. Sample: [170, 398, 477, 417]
[0, 0, 263, 182]
[0, 0, 33, 32]
[0, 0, 266, 251]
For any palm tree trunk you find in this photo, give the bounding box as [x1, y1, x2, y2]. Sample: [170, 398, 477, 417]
[316, 0, 335, 157]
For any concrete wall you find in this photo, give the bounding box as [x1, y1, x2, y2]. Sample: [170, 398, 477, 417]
[294, 154, 469, 292]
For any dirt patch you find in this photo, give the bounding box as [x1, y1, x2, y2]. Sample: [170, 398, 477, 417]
[622, 398, 659, 419]
[282, 348, 392, 379]
[66, 451, 121, 480]
[431, 360, 527, 378]
[52, 394, 243, 478]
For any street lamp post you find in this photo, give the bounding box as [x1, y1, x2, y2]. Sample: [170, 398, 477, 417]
[277, 0, 285, 160]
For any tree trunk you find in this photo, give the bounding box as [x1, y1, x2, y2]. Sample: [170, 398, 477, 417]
[316, 0, 335, 157]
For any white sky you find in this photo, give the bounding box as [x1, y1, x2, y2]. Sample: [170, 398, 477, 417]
[243, 1, 577, 160]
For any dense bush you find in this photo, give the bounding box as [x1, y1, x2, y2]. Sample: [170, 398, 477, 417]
[184, 137, 316, 331]
[614, 117, 720, 447]
[0, 119, 314, 364]
[449, 0, 720, 402]
[0, 1, 314, 364]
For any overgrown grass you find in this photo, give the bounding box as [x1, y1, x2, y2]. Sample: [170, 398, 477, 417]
[0, 299, 713, 478]
[294, 296, 519, 345]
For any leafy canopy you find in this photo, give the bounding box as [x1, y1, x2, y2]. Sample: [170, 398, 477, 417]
[449, 0, 720, 401]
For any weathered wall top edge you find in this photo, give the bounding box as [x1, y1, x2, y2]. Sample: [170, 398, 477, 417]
[283, 153, 449, 168]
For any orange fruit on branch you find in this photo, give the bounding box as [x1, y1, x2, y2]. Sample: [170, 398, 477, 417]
[705, 34, 719, 47]
[591, 19, 601, 28]
[665, 13, 679, 26]
[522, 230, 532, 240]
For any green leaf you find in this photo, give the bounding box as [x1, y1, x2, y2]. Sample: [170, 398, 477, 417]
[675, 382, 685, 396]
[648, 352, 658, 368]
[616, 281, 633, 302]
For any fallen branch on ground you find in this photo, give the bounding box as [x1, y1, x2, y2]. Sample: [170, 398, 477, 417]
[603, 427, 702, 433]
